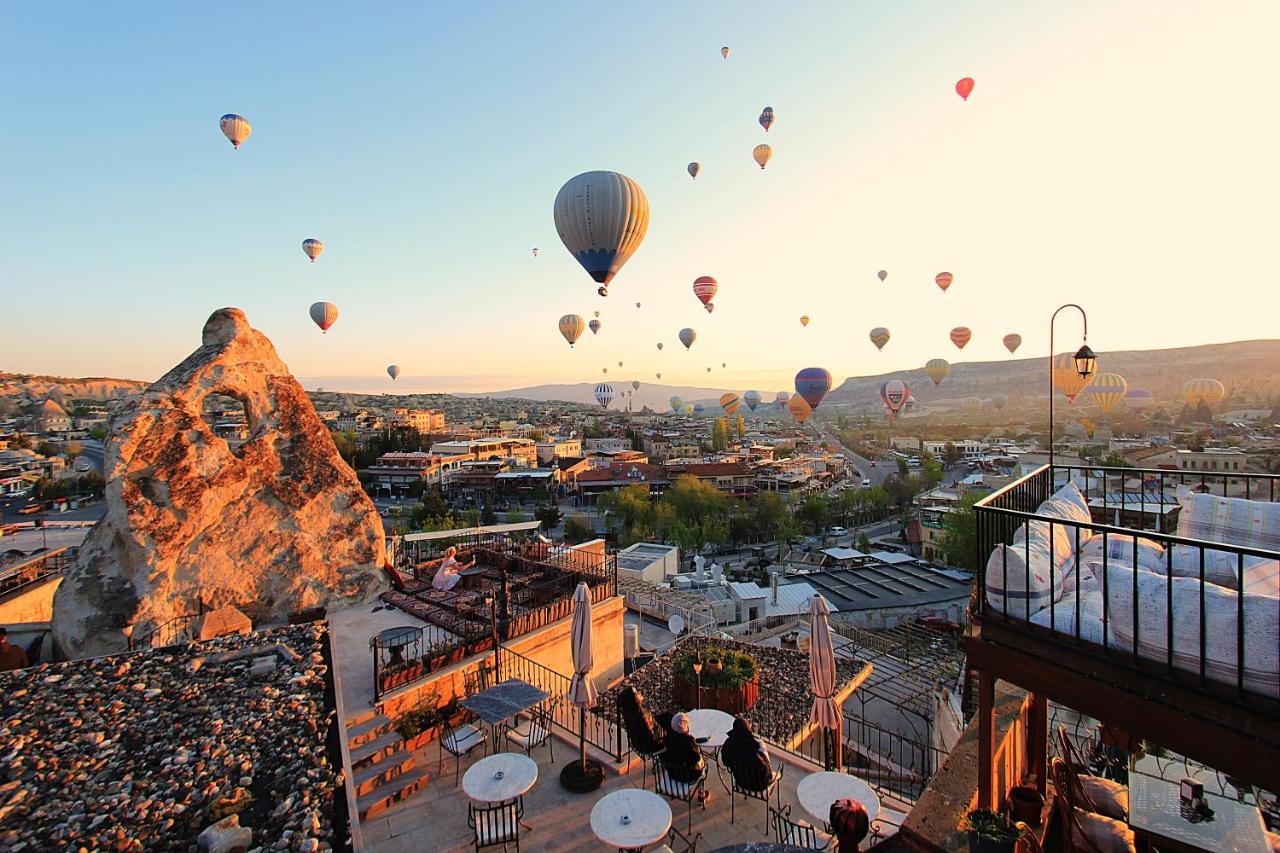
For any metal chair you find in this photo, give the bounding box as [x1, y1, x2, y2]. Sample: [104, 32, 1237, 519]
[440, 713, 487, 785]
[506, 698, 555, 761]
[654, 756, 708, 833]
[727, 758, 784, 833]
[770, 804, 831, 850]
[467, 798, 522, 852]
[870, 807, 908, 845]
[651, 825, 703, 853]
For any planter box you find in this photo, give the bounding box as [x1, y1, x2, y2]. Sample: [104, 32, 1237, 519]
[671, 672, 759, 714]
[380, 659, 426, 693]
[402, 724, 443, 752]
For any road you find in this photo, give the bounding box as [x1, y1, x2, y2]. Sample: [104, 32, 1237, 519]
[818, 426, 891, 487]
[78, 440, 105, 473]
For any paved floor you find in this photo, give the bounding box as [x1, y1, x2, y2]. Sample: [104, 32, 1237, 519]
[329, 601, 441, 715]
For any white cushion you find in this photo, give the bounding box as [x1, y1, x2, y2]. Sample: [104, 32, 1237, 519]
[1030, 588, 1111, 646]
[1042, 481, 1094, 528]
[1168, 545, 1279, 595]
[1080, 775, 1128, 820]
[474, 815, 518, 845]
[986, 482, 1093, 619]
[506, 721, 549, 749]
[1080, 534, 1166, 573]
[657, 771, 697, 798]
[444, 724, 483, 754]
[1072, 806, 1136, 853]
[1175, 488, 1280, 552]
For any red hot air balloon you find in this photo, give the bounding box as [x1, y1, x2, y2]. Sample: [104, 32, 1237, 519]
[935, 272, 954, 292]
[692, 276, 718, 306]
[794, 367, 833, 410]
[955, 77, 975, 101]
[950, 327, 972, 350]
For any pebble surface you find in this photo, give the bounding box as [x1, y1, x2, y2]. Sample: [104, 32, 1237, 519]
[0, 624, 343, 851]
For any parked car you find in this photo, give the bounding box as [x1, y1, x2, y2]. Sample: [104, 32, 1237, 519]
[828, 526, 848, 537]
[17, 503, 44, 516]
[861, 478, 872, 487]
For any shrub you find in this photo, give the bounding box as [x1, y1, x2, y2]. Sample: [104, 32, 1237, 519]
[672, 646, 758, 689]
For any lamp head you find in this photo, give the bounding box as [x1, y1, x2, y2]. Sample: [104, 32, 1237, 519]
[1073, 344, 1097, 379]
[692, 662, 703, 674]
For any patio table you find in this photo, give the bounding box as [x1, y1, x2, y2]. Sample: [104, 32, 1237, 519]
[687, 708, 734, 754]
[461, 678, 551, 747]
[591, 788, 672, 852]
[1127, 756, 1267, 852]
[797, 771, 879, 827]
[463, 752, 538, 803]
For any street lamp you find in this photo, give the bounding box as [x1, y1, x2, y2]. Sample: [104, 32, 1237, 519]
[1048, 304, 1096, 468]
[692, 661, 703, 709]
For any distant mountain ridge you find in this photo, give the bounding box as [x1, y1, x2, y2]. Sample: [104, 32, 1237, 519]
[0, 372, 148, 403]
[455, 382, 782, 411]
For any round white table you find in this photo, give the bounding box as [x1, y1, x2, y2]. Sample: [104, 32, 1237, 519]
[590, 788, 673, 852]
[797, 770, 880, 826]
[462, 752, 538, 803]
[686, 708, 735, 752]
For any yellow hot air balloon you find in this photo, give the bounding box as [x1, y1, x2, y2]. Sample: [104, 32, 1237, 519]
[1078, 416, 1097, 439]
[553, 171, 650, 296]
[687, 162, 701, 180]
[1053, 352, 1096, 403]
[753, 144, 772, 170]
[1086, 372, 1128, 413]
[219, 114, 251, 149]
[924, 358, 950, 386]
[799, 315, 810, 328]
[869, 327, 890, 351]
[1182, 378, 1225, 406]
[962, 397, 984, 413]
[302, 239, 324, 262]
[788, 395, 812, 423]
[558, 314, 586, 347]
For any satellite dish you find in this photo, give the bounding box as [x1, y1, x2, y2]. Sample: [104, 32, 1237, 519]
[667, 614, 686, 636]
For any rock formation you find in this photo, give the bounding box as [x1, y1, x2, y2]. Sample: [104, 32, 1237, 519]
[53, 308, 385, 659]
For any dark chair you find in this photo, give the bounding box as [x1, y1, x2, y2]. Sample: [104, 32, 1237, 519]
[654, 756, 708, 833]
[617, 687, 667, 786]
[507, 698, 555, 761]
[467, 798, 522, 852]
[770, 805, 831, 850]
[652, 825, 703, 853]
[440, 713, 487, 785]
[728, 758, 784, 833]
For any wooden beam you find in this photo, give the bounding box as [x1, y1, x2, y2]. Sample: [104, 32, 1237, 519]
[977, 670, 995, 810]
[1028, 693, 1048, 798]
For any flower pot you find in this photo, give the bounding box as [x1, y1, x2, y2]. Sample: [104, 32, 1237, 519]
[1008, 785, 1044, 826]
[402, 724, 443, 752]
[967, 832, 1018, 853]
[705, 657, 723, 673]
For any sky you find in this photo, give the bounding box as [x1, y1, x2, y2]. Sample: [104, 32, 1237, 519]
[2, 2, 1278, 394]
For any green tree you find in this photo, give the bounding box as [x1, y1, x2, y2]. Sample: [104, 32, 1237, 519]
[331, 429, 359, 466]
[563, 515, 593, 543]
[735, 413, 745, 442]
[712, 417, 729, 451]
[88, 426, 108, 441]
[598, 484, 654, 532]
[943, 442, 962, 466]
[1099, 450, 1132, 468]
[856, 532, 873, 553]
[938, 492, 983, 570]
[896, 457, 910, 478]
[480, 503, 497, 525]
[796, 494, 830, 534]
[534, 503, 563, 530]
[750, 492, 792, 542]
[921, 456, 944, 489]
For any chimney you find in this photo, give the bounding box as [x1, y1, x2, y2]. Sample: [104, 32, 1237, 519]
[712, 563, 722, 584]
[694, 555, 705, 581]
[771, 572, 779, 605]
[624, 623, 639, 659]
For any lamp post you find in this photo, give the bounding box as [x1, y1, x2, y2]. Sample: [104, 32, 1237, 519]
[1048, 304, 1097, 469]
[692, 661, 703, 709]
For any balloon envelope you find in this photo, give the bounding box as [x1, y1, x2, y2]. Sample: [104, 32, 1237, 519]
[309, 302, 338, 333]
[759, 106, 775, 132]
[632, 380, 640, 391]
[775, 391, 791, 408]
[795, 367, 833, 410]
[955, 77, 975, 100]
[670, 396, 683, 411]
[753, 144, 772, 169]
[950, 327, 972, 350]
[1182, 378, 1225, 406]
[721, 46, 730, 59]
[589, 319, 602, 335]
[1002, 333, 1022, 354]
[656, 342, 663, 350]
[532, 248, 539, 257]
[705, 303, 715, 314]
[744, 390, 761, 411]
[219, 114, 251, 148]
[302, 238, 324, 262]
[880, 379, 910, 414]
[387, 365, 400, 380]
[799, 315, 810, 327]
[693, 276, 718, 305]
[1053, 352, 1096, 403]
[1087, 373, 1128, 413]
[553, 171, 650, 288]
[559, 314, 586, 347]
[1124, 388, 1154, 410]
[877, 269, 888, 282]
[991, 394, 1008, 411]
[925, 358, 951, 386]
[687, 162, 701, 179]
[679, 328, 696, 349]
[869, 327, 890, 351]
[720, 392, 741, 415]
[935, 272, 954, 292]
[788, 395, 812, 423]
[594, 384, 614, 408]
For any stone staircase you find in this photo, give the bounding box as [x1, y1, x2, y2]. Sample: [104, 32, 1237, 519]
[346, 709, 430, 821]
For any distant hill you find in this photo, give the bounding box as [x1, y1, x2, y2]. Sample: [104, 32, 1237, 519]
[825, 339, 1280, 410]
[457, 382, 785, 412]
[0, 372, 148, 404]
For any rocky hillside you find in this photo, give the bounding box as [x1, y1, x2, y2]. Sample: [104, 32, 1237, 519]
[0, 372, 147, 403]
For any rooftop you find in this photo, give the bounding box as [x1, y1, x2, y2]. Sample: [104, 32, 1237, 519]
[783, 563, 972, 613]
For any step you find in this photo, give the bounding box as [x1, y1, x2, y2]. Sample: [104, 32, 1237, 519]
[346, 714, 394, 749]
[350, 731, 401, 769]
[345, 706, 380, 731]
[357, 766, 431, 822]
[352, 750, 416, 798]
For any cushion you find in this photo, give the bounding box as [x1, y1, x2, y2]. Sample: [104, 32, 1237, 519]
[656, 769, 697, 798]
[1030, 588, 1111, 646]
[1071, 807, 1136, 853]
[1096, 562, 1280, 694]
[1080, 775, 1128, 820]
[443, 724, 483, 755]
[1080, 534, 1166, 573]
[986, 542, 1059, 620]
[1042, 481, 1094, 528]
[1168, 545, 1280, 595]
[1175, 488, 1280, 552]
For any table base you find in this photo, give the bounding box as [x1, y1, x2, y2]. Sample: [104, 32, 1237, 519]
[560, 758, 605, 792]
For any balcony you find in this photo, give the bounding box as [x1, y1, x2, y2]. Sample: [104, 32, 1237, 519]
[969, 462, 1280, 797]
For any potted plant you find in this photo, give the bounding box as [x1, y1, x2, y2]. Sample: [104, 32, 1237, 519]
[962, 809, 1023, 853]
[1007, 785, 1044, 826]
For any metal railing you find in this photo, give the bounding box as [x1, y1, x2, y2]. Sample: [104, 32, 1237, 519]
[371, 622, 495, 702]
[0, 547, 73, 599]
[974, 463, 1280, 701]
[128, 611, 202, 651]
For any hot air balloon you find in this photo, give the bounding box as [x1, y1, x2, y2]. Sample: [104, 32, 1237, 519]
[1124, 388, 1154, 411]
[799, 315, 810, 328]
[906, 395, 917, 412]
[935, 272, 954, 293]
[688, 162, 701, 180]
[788, 395, 812, 423]
[759, 107, 775, 132]
[679, 328, 696, 350]
[693, 403, 706, 415]
[955, 77, 975, 101]
[721, 46, 730, 59]
[877, 270, 888, 283]
[632, 380, 641, 391]
[594, 383, 614, 408]
[991, 393, 1008, 411]
[880, 379, 909, 414]
[302, 239, 324, 262]
[692, 276, 718, 306]
[387, 365, 400, 381]
[636, 302, 642, 308]
[744, 390, 761, 411]
[721, 362, 727, 369]
[656, 373, 662, 379]
[553, 171, 650, 296]
[795, 367, 832, 410]
[925, 358, 951, 386]
[1002, 334, 1022, 354]
[656, 342, 664, 351]
[707, 367, 712, 373]
[670, 396, 683, 412]
[618, 361, 624, 368]
[683, 403, 696, 415]
[594, 310, 600, 318]
[705, 303, 716, 314]
[532, 248, 539, 257]
[1087, 373, 1128, 414]
[559, 314, 586, 347]
[219, 114, 251, 149]
[753, 144, 772, 170]
[1078, 417, 1097, 439]
[1053, 352, 1096, 403]
[775, 391, 791, 409]
[869, 327, 890, 351]
[963, 397, 984, 413]
[602, 368, 608, 374]
[950, 327, 972, 350]
[589, 319, 602, 335]
[1182, 378, 1225, 406]
[309, 302, 338, 333]
[720, 393, 741, 415]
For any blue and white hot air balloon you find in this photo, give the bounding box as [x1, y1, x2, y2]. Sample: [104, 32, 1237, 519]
[743, 390, 761, 411]
[553, 171, 650, 297]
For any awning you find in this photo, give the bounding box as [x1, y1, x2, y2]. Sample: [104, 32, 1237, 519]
[401, 520, 542, 542]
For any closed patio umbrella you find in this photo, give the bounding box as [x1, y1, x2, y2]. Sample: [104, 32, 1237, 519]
[562, 581, 604, 791]
[809, 594, 842, 770]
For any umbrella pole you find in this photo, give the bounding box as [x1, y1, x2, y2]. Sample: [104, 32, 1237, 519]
[579, 707, 587, 770]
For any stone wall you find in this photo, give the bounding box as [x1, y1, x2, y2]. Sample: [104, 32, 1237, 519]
[0, 575, 62, 624]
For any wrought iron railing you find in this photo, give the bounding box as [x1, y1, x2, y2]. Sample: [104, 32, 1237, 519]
[128, 611, 202, 650]
[370, 622, 495, 702]
[0, 547, 74, 598]
[974, 463, 1280, 702]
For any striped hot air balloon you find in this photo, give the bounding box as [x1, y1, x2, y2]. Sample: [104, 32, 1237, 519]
[559, 314, 586, 347]
[594, 383, 615, 408]
[688, 162, 701, 180]
[219, 114, 252, 148]
[693, 276, 718, 306]
[799, 315, 810, 328]
[1087, 373, 1128, 413]
[1124, 388, 1154, 411]
[880, 379, 910, 414]
[1053, 352, 1096, 403]
[949, 327, 972, 350]
[1002, 333, 1022, 354]
[553, 171, 650, 295]
[302, 239, 324, 262]
[309, 302, 338, 333]
[935, 272, 954, 293]
[924, 358, 950, 386]
[1182, 378, 1225, 406]
[589, 319, 602, 335]
[743, 390, 761, 411]
[693, 403, 706, 415]
[869, 327, 891, 351]
[720, 392, 741, 415]
[795, 367, 833, 410]
[963, 397, 984, 413]
[788, 395, 812, 423]
[759, 106, 775, 132]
